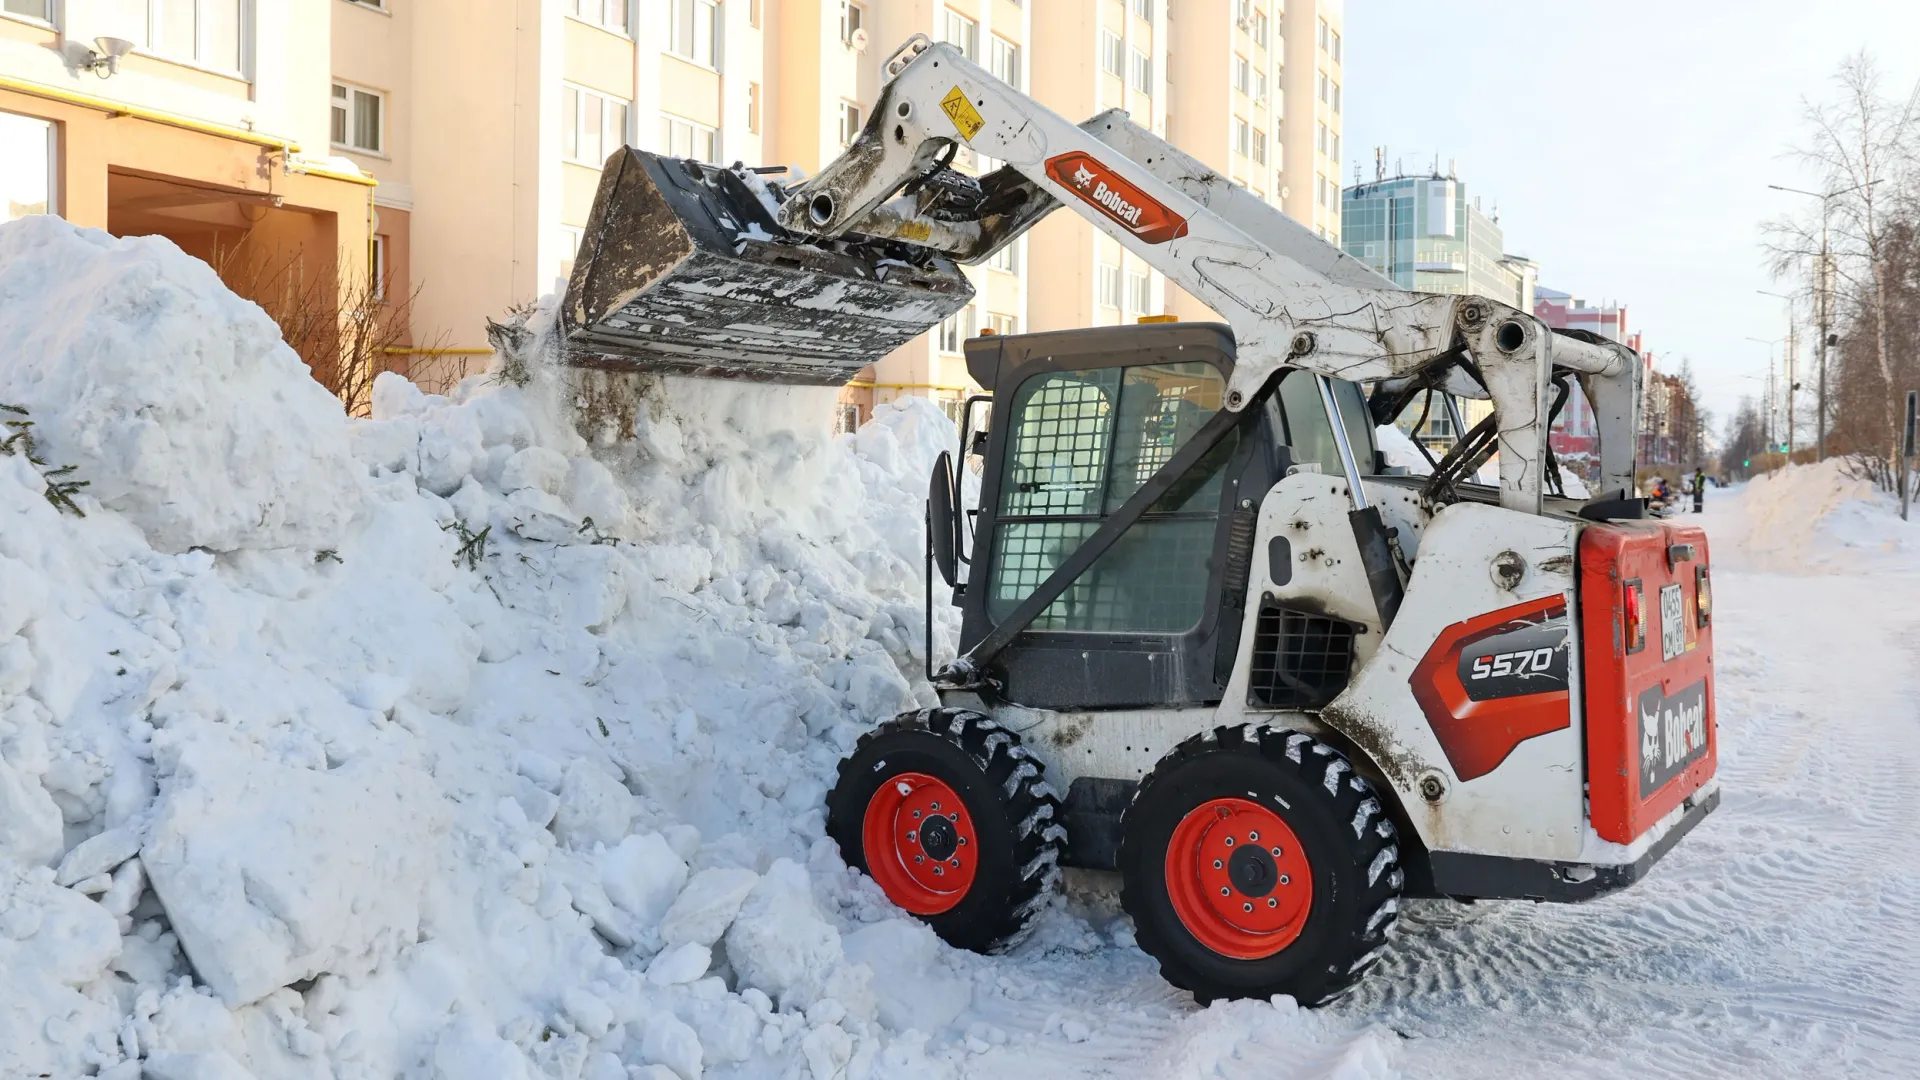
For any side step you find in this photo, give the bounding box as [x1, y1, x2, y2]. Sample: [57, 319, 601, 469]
[560, 149, 975, 385]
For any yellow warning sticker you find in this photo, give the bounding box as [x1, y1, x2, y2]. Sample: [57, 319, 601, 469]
[940, 86, 985, 142]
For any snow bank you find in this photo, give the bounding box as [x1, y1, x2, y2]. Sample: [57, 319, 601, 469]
[1713, 459, 1920, 574]
[0, 218, 999, 1078]
[0, 217, 363, 553]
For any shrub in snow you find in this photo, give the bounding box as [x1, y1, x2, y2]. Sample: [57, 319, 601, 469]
[0, 218, 363, 553]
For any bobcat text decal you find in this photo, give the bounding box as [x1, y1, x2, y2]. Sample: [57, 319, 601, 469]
[1044, 151, 1191, 245]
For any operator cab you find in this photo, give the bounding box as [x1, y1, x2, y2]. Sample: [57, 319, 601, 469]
[946, 322, 1385, 713]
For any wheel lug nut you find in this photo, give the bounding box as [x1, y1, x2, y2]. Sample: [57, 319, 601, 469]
[949, 812, 959, 820]
[915, 855, 924, 863]
[907, 831, 916, 842]
[1220, 887, 1230, 897]
[1267, 897, 1278, 908]
[958, 837, 967, 845]
[1248, 831, 1260, 841]
[913, 810, 922, 818]
[1243, 902, 1253, 913]
[1280, 874, 1290, 885]
[934, 866, 944, 875]
[1224, 836, 1235, 847]
[931, 802, 941, 811]
[1271, 847, 1281, 857]
[1213, 859, 1223, 869]
[950, 858, 960, 868]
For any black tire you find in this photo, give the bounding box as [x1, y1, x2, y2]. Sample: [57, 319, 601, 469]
[827, 708, 1064, 952]
[1120, 724, 1403, 1005]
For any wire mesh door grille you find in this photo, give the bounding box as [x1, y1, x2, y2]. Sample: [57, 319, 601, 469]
[986, 362, 1230, 634]
[1246, 606, 1358, 709]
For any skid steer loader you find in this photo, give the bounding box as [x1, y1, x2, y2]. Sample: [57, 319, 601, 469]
[562, 35, 1720, 1004]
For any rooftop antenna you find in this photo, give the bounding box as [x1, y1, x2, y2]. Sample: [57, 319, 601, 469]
[1375, 146, 1385, 182]
[1394, 157, 1403, 177]
[1448, 157, 1457, 180]
[1431, 151, 1440, 178]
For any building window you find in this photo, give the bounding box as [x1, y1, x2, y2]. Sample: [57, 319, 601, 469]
[839, 1, 863, 45]
[146, 0, 246, 73]
[566, 0, 629, 34]
[564, 85, 631, 165]
[0, 110, 55, 221]
[1097, 262, 1122, 309]
[938, 306, 975, 353]
[1130, 0, 1152, 18]
[1318, 18, 1328, 51]
[669, 0, 719, 67]
[1252, 10, 1268, 47]
[1253, 69, 1267, 103]
[1100, 31, 1122, 77]
[1330, 131, 1340, 162]
[1233, 117, 1250, 157]
[990, 35, 1019, 86]
[659, 113, 716, 161]
[1316, 121, 1326, 155]
[835, 402, 861, 434]
[838, 101, 862, 146]
[989, 239, 1018, 274]
[1332, 82, 1342, 113]
[747, 82, 761, 134]
[749, 0, 761, 28]
[1129, 48, 1151, 94]
[371, 233, 389, 301]
[1235, 0, 1252, 21]
[1317, 174, 1328, 207]
[1331, 29, 1342, 63]
[2, 0, 51, 21]
[1318, 71, 1329, 104]
[331, 82, 384, 154]
[1252, 129, 1267, 165]
[1233, 55, 1249, 95]
[1126, 269, 1149, 314]
[986, 312, 1017, 336]
[941, 8, 978, 60]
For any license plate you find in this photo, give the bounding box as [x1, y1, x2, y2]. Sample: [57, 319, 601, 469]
[1659, 583, 1686, 661]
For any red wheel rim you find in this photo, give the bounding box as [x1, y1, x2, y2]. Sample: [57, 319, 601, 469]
[861, 772, 979, 915]
[1164, 797, 1313, 959]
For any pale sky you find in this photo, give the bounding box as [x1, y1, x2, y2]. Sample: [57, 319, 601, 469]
[1342, 0, 1920, 437]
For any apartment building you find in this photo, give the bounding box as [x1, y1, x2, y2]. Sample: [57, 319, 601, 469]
[1160, 0, 1339, 324]
[3, 2, 1355, 424]
[1, 1, 374, 334]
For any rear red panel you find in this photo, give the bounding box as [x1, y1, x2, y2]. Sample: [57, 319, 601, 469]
[1579, 520, 1717, 844]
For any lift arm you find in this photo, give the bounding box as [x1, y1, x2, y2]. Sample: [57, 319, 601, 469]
[777, 36, 1642, 511]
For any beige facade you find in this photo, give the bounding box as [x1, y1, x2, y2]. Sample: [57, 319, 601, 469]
[0, 1, 376, 364]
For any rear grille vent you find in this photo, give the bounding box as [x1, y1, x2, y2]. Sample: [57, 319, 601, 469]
[1247, 606, 1358, 709]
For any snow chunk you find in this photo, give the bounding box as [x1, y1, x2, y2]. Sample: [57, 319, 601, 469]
[647, 941, 713, 985]
[54, 824, 140, 886]
[0, 862, 122, 1076]
[0, 753, 62, 868]
[843, 919, 971, 1033]
[0, 217, 363, 552]
[551, 760, 636, 850]
[599, 831, 688, 928]
[142, 732, 450, 1005]
[661, 866, 759, 947]
[724, 859, 870, 1017]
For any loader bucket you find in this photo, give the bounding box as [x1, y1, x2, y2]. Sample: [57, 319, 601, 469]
[560, 149, 975, 384]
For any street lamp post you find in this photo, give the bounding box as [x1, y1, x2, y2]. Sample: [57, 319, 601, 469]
[1747, 336, 1784, 452]
[1758, 289, 1799, 456]
[1769, 179, 1882, 461]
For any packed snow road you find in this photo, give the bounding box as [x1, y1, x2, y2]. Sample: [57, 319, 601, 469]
[954, 475, 1920, 1080]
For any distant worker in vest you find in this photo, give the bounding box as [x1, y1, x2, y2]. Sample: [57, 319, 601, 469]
[1692, 466, 1707, 513]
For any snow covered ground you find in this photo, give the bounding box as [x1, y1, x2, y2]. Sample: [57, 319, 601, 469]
[2, 219, 1917, 1079]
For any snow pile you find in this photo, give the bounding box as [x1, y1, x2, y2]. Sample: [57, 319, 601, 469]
[0, 221, 363, 553]
[1712, 459, 1919, 574]
[0, 218, 994, 1079]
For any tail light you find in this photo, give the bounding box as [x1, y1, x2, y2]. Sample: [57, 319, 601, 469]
[1695, 566, 1712, 626]
[1623, 580, 1646, 653]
